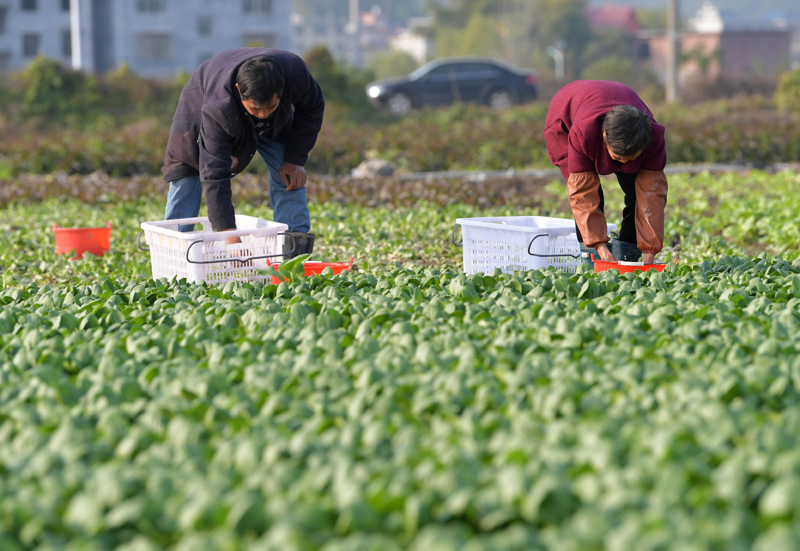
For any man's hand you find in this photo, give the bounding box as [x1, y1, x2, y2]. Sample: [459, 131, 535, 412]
[219, 228, 242, 246]
[595, 242, 617, 262]
[219, 229, 250, 266]
[281, 162, 307, 191]
[642, 252, 656, 264]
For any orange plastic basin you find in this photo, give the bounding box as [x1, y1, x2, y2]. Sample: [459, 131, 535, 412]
[269, 258, 353, 284]
[592, 256, 668, 273]
[53, 223, 112, 260]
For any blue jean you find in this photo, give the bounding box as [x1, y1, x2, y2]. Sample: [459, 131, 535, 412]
[164, 138, 311, 233]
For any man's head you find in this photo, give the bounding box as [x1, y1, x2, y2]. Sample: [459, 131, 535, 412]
[602, 105, 652, 163]
[235, 56, 285, 119]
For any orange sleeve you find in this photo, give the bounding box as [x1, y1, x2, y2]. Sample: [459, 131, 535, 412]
[634, 170, 668, 254]
[567, 171, 609, 250]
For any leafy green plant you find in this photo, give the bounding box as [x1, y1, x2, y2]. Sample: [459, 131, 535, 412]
[775, 68, 800, 114]
[3, 170, 800, 549]
[3, 251, 800, 549]
[260, 253, 312, 283]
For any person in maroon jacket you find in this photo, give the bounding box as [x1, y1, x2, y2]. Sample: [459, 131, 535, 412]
[543, 80, 668, 264]
[162, 48, 325, 257]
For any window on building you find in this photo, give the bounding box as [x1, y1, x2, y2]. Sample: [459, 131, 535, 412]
[21, 0, 37, 11]
[636, 42, 650, 61]
[136, 0, 166, 12]
[135, 33, 173, 62]
[243, 0, 272, 14]
[197, 16, 212, 36]
[61, 0, 69, 11]
[61, 29, 71, 57]
[22, 33, 40, 57]
[242, 33, 276, 48]
[0, 51, 10, 72]
[0, 6, 7, 33]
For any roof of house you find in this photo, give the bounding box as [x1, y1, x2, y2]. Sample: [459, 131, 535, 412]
[586, 5, 641, 33]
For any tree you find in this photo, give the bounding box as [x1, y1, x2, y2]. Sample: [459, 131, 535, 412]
[582, 28, 636, 70]
[424, 0, 541, 69]
[529, 0, 593, 79]
[368, 50, 419, 80]
[582, 55, 636, 84]
[302, 45, 380, 121]
[426, 0, 499, 29]
[13, 56, 101, 125]
[434, 13, 504, 58]
[637, 8, 668, 30]
[303, 45, 348, 103]
[776, 69, 800, 114]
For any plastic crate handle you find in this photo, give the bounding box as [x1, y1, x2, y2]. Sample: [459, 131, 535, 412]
[137, 230, 149, 251]
[451, 224, 462, 247]
[528, 233, 580, 258]
[199, 225, 282, 242]
[185, 233, 296, 264]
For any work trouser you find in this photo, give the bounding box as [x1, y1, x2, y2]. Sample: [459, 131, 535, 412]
[574, 171, 637, 245]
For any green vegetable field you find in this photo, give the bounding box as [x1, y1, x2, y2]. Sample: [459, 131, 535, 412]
[2, 170, 800, 550]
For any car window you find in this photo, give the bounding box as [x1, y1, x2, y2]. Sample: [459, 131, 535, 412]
[457, 63, 500, 75]
[427, 64, 455, 75]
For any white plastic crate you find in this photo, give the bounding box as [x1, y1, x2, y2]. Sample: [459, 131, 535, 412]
[454, 216, 617, 275]
[140, 215, 289, 284]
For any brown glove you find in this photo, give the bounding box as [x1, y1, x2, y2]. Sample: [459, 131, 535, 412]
[567, 171, 609, 250]
[634, 170, 668, 254]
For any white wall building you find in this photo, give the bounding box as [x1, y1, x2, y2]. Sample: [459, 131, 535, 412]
[291, 10, 354, 63]
[0, 0, 71, 73]
[0, 0, 293, 77]
[388, 16, 432, 64]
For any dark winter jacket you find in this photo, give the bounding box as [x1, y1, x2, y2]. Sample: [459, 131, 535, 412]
[162, 48, 325, 230]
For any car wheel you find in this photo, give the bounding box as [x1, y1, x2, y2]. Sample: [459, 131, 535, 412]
[387, 92, 412, 117]
[487, 88, 516, 110]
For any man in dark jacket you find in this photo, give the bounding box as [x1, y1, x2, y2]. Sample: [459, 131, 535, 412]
[543, 80, 668, 264]
[162, 48, 324, 256]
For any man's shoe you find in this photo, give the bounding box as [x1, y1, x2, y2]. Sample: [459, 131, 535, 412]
[283, 231, 315, 259]
[611, 239, 642, 262]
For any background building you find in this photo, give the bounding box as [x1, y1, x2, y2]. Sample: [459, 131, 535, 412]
[587, 5, 642, 33]
[0, 0, 73, 73]
[0, 0, 293, 77]
[638, 2, 793, 83]
[292, 4, 402, 68]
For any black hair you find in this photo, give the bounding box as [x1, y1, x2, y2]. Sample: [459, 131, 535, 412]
[235, 55, 285, 104]
[602, 105, 652, 157]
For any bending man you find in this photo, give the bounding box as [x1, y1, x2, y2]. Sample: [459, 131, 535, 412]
[162, 48, 324, 256]
[543, 80, 668, 263]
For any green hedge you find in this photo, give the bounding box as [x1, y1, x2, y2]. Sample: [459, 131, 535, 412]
[2, 100, 798, 178]
[1, 57, 798, 177]
[775, 69, 800, 114]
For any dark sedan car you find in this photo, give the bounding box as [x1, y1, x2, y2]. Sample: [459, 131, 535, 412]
[366, 56, 539, 116]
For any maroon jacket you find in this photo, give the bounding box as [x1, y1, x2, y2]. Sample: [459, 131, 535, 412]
[543, 80, 666, 179]
[543, 81, 668, 253]
[162, 48, 325, 231]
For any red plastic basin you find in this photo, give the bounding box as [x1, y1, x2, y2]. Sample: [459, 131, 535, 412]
[592, 256, 668, 273]
[269, 258, 354, 284]
[53, 223, 112, 260]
